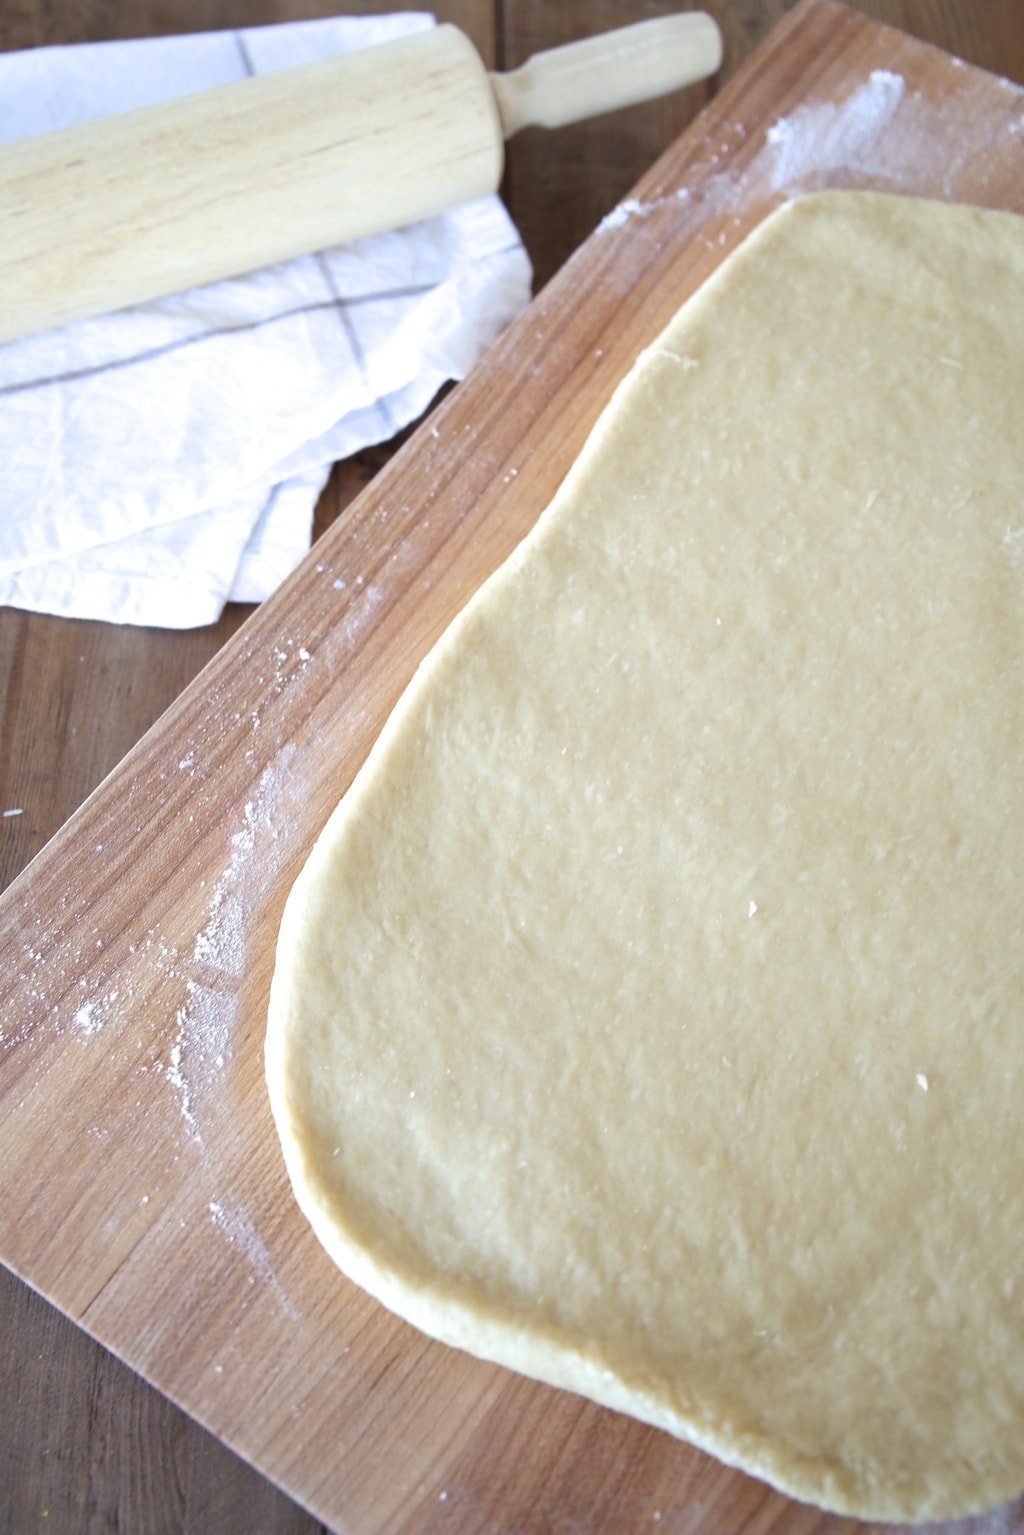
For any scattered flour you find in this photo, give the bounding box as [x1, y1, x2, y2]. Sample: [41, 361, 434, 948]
[596, 63, 1020, 266]
[166, 981, 230, 1138]
[0, 921, 131, 1047]
[759, 66, 1022, 206]
[208, 1198, 301, 1322]
[598, 187, 691, 233]
[601, 72, 914, 240]
[163, 745, 297, 1146]
[268, 637, 313, 690]
[339, 581, 385, 650]
[74, 1000, 102, 1036]
[765, 70, 906, 189]
[1, 647, 315, 1327]
[600, 196, 646, 230]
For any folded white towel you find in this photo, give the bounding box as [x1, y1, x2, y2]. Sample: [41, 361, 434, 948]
[0, 15, 532, 628]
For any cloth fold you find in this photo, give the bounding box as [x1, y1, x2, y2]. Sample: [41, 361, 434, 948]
[0, 15, 532, 628]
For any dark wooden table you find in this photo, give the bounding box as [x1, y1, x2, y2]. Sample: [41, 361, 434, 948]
[1, 3, 1021, 1530]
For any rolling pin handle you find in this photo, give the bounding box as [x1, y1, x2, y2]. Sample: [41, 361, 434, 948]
[490, 12, 723, 138]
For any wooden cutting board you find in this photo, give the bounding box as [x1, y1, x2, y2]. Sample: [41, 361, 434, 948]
[1, 4, 1022, 1531]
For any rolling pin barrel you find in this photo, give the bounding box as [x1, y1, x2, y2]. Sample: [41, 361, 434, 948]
[0, 13, 722, 344]
[0, 27, 502, 344]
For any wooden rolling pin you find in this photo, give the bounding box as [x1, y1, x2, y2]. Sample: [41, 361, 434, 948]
[0, 13, 722, 344]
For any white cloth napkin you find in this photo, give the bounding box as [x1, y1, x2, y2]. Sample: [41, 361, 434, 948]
[0, 16, 532, 628]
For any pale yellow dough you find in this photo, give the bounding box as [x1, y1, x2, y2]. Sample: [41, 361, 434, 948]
[267, 192, 1024, 1521]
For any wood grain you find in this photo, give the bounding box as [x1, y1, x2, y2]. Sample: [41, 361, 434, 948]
[1, 3, 1023, 1533]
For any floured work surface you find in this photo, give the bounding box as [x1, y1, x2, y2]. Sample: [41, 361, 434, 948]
[268, 191, 1024, 1523]
[1, 5, 1023, 1532]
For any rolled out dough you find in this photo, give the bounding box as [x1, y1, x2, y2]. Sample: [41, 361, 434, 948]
[267, 192, 1024, 1521]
